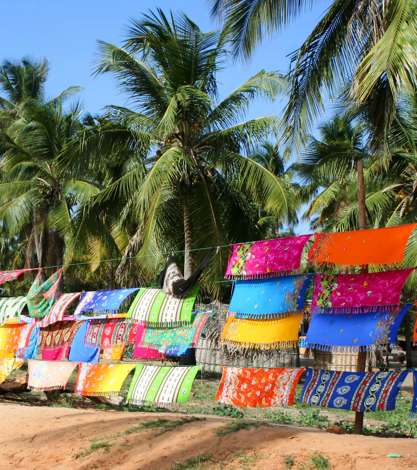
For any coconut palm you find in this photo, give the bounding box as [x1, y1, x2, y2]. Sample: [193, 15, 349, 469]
[91, 9, 297, 294]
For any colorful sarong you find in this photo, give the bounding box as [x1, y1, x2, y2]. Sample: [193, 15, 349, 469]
[127, 287, 198, 326]
[101, 344, 125, 361]
[411, 370, 417, 413]
[301, 368, 408, 412]
[84, 319, 134, 348]
[16, 319, 39, 359]
[0, 297, 27, 324]
[26, 269, 63, 318]
[230, 276, 312, 319]
[308, 224, 417, 267]
[225, 234, 311, 279]
[75, 363, 135, 396]
[0, 358, 24, 383]
[139, 314, 208, 356]
[127, 365, 200, 406]
[132, 347, 165, 360]
[39, 321, 81, 360]
[312, 270, 412, 314]
[0, 323, 25, 358]
[0, 268, 31, 285]
[305, 305, 411, 352]
[68, 321, 99, 363]
[221, 313, 303, 350]
[39, 292, 81, 328]
[28, 360, 78, 391]
[74, 288, 138, 318]
[216, 367, 304, 407]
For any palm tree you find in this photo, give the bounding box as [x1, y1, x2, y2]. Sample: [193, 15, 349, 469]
[91, 9, 296, 294]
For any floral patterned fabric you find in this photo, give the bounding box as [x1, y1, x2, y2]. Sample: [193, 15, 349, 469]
[28, 360, 78, 391]
[312, 270, 412, 314]
[230, 276, 312, 319]
[75, 363, 135, 396]
[301, 368, 408, 412]
[216, 367, 305, 407]
[225, 235, 311, 279]
[74, 288, 138, 318]
[84, 318, 135, 348]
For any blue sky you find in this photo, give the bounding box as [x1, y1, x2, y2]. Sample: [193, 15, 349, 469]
[2, 0, 333, 121]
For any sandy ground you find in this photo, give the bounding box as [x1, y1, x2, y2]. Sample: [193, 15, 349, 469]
[0, 404, 415, 470]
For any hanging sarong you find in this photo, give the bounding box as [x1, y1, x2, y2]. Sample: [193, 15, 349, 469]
[216, 367, 304, 407]
[26, 269, 63, 318]
[0, 323, 25, 358]
[16, 319, 39, 359]
[0, 269, 31, 285]
[311, 270, 412, 314]
[68, 321, 99, 363]
[84, 319, 134, 348]
[305, 305, 411, 352]
[127, 365, 200, 406]
[0, 297, 27, 325]
[127, 286, 198, 327]
[39, 321, 81, 360]
[28, 360, 78, 391]
[308, 224, 417, 267]
[301, 368, 408, 412]
[221, 313, 303, 350]
[0, 358, 24, 383]
[139, 314, 208, 357]
[101, 344, 125, 361]
[225, 234, 311, 279]
[411, 370, 417, 413]
[75, 363, 135, 396]
[230, 276, 312, 319]
[74, 288, 138, 319]
[39, 292, 81, 328]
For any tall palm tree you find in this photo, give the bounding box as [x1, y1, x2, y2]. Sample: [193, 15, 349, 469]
[92, 10, 296, 294]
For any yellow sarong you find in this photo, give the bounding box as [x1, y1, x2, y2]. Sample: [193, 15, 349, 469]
[0, 358, 24, 383]
[0, 323, 25, 358]
[75, 363, 135, 396]
[221, 313, 303, 350]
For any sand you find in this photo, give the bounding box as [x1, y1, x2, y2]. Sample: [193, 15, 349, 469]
[0, 403, 415, 469]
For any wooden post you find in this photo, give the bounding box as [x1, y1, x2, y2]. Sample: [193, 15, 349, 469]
[354, 158, 367, 434]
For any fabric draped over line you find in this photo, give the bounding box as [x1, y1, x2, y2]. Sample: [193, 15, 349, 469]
[39, 321, 81, 360]
[216, 367, 305, 408]
[127, 365, 200, 406]
[305, 305, 411, 352]
[39, 292, 81, 328]
[308, 223, 417, 267]
[0, 358, 24, 383]
[26, 269, 63, 319]
[84, 318, 137, 348]
[230, 276, 312, 320]
[133, 314, 208, 359]
[74, 288, 138, 319]
[0, 269, 32, 285]
[28, 360, 78, 391]
[68, 321, 99, 363]
[75, 363, 135, 396]
[127, 286, 198, 327]
[0, 297, 27, 325]
[221, 313, 303, 350]
[311, 270, 412, 314]
[301, 368, 408, 412]
[16, 319, 39, 359]
[0, 323, 25, 358]
[225, 234, 311, 280]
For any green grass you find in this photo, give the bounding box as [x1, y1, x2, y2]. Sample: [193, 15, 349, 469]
[216, 420, 262, 436]
[311, 453, 331, 470]
[75, 440, 111, 459]
[170, 454, 212, 470]
[283, 455, 295, 468]
[140, 417, 203, 436]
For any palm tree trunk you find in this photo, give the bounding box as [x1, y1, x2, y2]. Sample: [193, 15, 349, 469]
[183, 201, 194, 279]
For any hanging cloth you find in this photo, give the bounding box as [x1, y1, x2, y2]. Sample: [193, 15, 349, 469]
[28, 360, 78, 391]
[39, 321, 81, 360]
[26, 269, 63, 318]
[74, 288, 138, 319]
[0, 268, 32, 286]
[0, 297, 27, 325]
[39, 292, 81, 328]
[68, 321, 99, 363]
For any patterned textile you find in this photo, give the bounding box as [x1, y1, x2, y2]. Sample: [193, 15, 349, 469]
[127, 365, 200, 406]
[16, 319, 39, 359]
[306, 305, 411, 352]
[101, 344, 125, 361]
[39, 292, 81, 328]
[0, 323, 25, 358]
[39, 321, 81, 360]
[0, 358, 24, 383]
[68, 321, 99, 363]
[84, 319, 134, 348]
[74, 288, 138, 318]
[312, 270, 412, 314]
[28, 360, 78, 391]
[0, 269, 32, 285]
[221, 313, 303, 350]
[140, 314, 208, 356]
[411, 370, 417, 413]
[75, 363, 135, 396]
[216, 367, 305, 407]
[132, 347, 165, 360]
[26, 269, 63, 318]
[127, 286, 198, 326]
[230, 276, 312, 319]
[225, 234, 311, 279]
[0, 297, 27, 325]
[308, 224, 417, 267]
[301, 368, 408, 412]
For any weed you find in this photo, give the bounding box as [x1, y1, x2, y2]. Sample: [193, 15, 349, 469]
[170, 454, 212, 470]
[75, 440, 111, 459]
[311, 453, 330, 470]
[216, 420, 262, 436]
[296, 408, 329, 429]
[140, 417, 202, 436]
[283, 454, 295, 468]
[212, 403, 244, 418]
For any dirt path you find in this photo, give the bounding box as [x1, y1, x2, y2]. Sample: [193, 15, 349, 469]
[0, 403, 415, 469]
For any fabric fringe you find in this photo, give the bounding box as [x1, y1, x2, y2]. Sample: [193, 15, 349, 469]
[29, 385, 66, 392]
[78, 391, 123, 397]
[225, 271, 299, 281]
[129, 320, 193, 328]
[221, 339, 299, 351]
[127, 399, 172, 407]
[313, 305, 400, 314]
[304, 342, 393, 353]
[235, 311, 295, 320]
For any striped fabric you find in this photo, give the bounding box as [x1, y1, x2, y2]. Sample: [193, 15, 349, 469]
[0, 297, 27, 324]
[39, 293, 81, 328]
[127, 287, 198, 326]
[127, 365, 200, 406]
